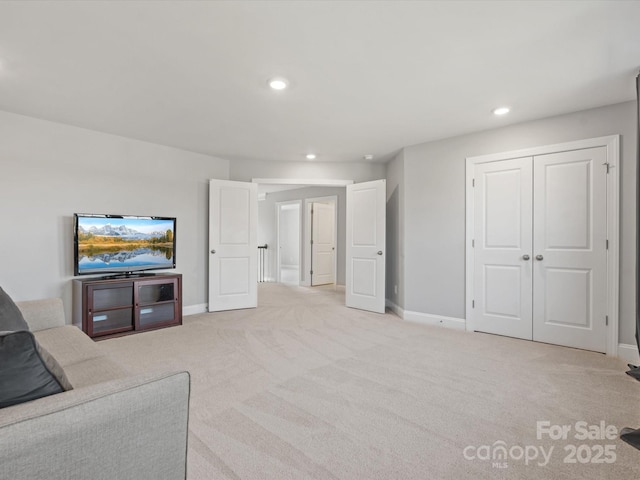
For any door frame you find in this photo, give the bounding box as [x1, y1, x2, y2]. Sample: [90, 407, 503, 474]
[303, 195, 338, 287]
[465, 135, 620, 356]
[275, 200, 302, 284]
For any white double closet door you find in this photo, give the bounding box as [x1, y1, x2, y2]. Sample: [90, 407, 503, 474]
[473, 147, 608, 352]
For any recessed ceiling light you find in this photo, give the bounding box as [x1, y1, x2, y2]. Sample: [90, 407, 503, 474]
[363, 154, 374, 160]
[493, 106, 510, 116]
[306, 153, 316, 160]
[269, 77, 289, 90]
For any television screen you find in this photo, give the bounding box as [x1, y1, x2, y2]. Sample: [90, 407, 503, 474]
[74, 214, 176, 276]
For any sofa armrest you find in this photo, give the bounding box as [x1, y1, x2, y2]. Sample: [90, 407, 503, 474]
[16, 298, 66, 332]
[0, 370, 190, 480]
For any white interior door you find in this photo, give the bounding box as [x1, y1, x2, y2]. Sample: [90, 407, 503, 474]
[473, 157, 533, 340]
[311, 202, 335, 286]
[532, 147, 608, 352]
[208, 179, 257, 312]
[346, 179, 386, 313]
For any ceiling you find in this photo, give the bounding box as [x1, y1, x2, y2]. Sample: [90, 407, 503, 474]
[0, 1, 638, 164]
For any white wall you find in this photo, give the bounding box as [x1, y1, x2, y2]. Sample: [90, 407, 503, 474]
[258, 187, 346, 285]
[0, 110, 229, 321]
[229, 158, 386, 184]
[401, 101, 636, 345]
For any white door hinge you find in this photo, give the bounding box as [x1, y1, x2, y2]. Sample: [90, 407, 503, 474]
[472, 300, 475, 308]
[472, 179, 475, 187]
[606, 315, 609, 326]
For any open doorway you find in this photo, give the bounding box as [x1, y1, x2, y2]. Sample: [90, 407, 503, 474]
[276, 201, 301, 285]
[210, 178, 386, 314]
[257, 184, 345, 287]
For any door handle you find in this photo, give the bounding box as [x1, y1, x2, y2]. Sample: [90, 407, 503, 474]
[377, 251, 383, 255]
[522, 255, 530, 261]
[536, 254, 543, 261]
[210, 249, 216, 254]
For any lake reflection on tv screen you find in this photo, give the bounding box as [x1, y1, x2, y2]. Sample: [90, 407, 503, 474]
[78, 247, 174, 272]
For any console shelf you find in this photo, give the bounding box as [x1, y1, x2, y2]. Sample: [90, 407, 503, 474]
[73, 273, 182, 340]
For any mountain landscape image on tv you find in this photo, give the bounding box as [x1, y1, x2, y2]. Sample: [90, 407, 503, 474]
[74, 214, 176, 275]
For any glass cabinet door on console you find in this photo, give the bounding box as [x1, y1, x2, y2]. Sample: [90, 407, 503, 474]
[87, 283, 134, 337]
[134, 277, 180, 331]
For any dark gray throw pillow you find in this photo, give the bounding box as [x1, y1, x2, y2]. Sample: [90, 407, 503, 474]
[0, 331, 63, 408]
[0, 287, 29, 331]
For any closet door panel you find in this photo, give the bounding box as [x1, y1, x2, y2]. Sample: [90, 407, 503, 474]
[473, 157, 533, 340]
[532, 147, 608, 352]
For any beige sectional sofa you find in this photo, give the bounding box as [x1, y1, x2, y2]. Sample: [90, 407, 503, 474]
[0, 298, 190, 480]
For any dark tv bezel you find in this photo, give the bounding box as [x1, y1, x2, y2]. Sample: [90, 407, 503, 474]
[73, 213, 177, 276]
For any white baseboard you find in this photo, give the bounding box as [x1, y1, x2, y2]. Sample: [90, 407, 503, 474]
[403, 310, 466, 331]
[183, 303, 208, 316]
[385, 299, 404, 318]
[384, 300, 466, 331]
[618, 343, 640, 365]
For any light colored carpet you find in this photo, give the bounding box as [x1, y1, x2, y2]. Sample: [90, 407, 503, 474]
[101, 283, 640, 479]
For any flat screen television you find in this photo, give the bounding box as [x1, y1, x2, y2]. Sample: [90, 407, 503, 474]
[74, 213, 176, 277]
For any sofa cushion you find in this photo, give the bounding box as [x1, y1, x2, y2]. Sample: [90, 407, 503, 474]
[0, 331, 63, 408]
[34, 325, 103, 367]
[0, 287, 29, 332]
[63, 356, 128, 388]
[16, 298, 66, 332]
[34, 325, 128, 388]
